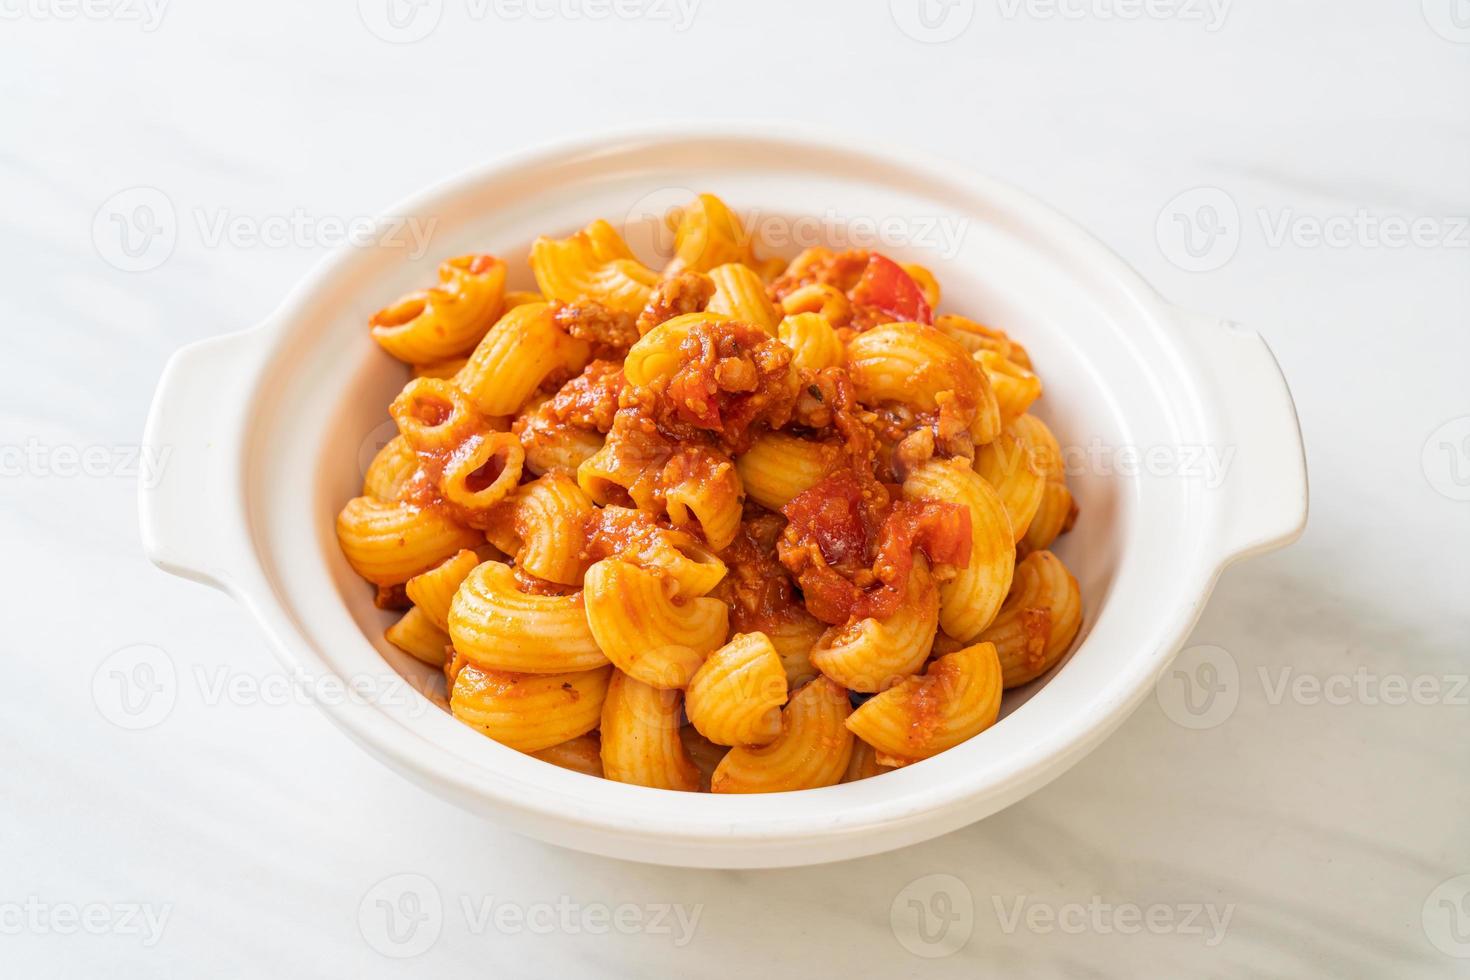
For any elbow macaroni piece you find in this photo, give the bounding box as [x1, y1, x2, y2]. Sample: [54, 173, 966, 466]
[979, 550, 1083, 687]
[710, 676, 854, 793]
[594, 511, 727, 598]
[599, 670, 701, 791]
[370, 255, 507, 365]
[439, 431, 524, 519]
[810, 558, 939, 693]
[405, 548, 481, 630]
[779, 282, 851, 326]
[390, 376, 487, 454]
[583, 559, 729, 689]
[678, 725, 729, 792]
[902, 459, 1016, 640]
[454, 303, 591, 417]
[663, 455, 744, 551]
[451, 663, 611, 753]
[934, 314, 1031, 368]
[1008, 414, 1076, 554]
[976, 349, 1043, 422]
[497, 473, 596, 586]
[384, 606, 450, 667]
[622, 311, 729, 387]
[843, 738, 895, 783]
[411, 357, 470, 380]
[529, 732, 604, 778]
[846, 642, 1004, 766]
[1024, 481, 1077, 555]
[763, 613, 827, 689]
[531, 219, 660, 315]
[336, 496, 482, 586]
[362, 434, 419, 501]
[846, 322, 999, 441]
[685, 633, 789, 746]
[973, 416, 1049, 543]
[521, 420, 605, 478]
[705, 262, 781, 333]
[777, 312, 845, 373]
[846, 322, 978, 414]
[900, 262, 941, 311]
[502, 289, 545, 310]
[580, 433, 745, 552]
[664, 193, 783, 280]
[735, 432, 843, 511]
[447, 561, 608, 673]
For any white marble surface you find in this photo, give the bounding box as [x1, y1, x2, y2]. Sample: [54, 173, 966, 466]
[4, 1, 1469, 975]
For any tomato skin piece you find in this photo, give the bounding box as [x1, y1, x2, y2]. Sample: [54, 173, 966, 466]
[849, 254, 933, 325]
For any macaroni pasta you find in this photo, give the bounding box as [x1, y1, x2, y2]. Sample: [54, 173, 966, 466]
[336, 193, 1083, 792]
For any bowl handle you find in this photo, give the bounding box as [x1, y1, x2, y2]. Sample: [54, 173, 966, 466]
[138, 327, 265, 592]
[1175, 308, 1309, 565]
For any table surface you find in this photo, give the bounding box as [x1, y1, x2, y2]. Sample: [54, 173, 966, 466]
[5, 1, 1468, 976]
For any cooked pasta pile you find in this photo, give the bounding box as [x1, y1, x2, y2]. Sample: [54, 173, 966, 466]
[337, 193, 1081, 793]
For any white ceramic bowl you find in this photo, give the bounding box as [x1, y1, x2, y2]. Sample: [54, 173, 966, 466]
[140, 126, 1306, 868]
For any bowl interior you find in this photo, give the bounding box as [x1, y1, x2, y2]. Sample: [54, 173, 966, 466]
[238, 134, 1207, 858]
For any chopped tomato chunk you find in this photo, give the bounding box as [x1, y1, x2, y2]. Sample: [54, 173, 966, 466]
[849, 254, 932, 325]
